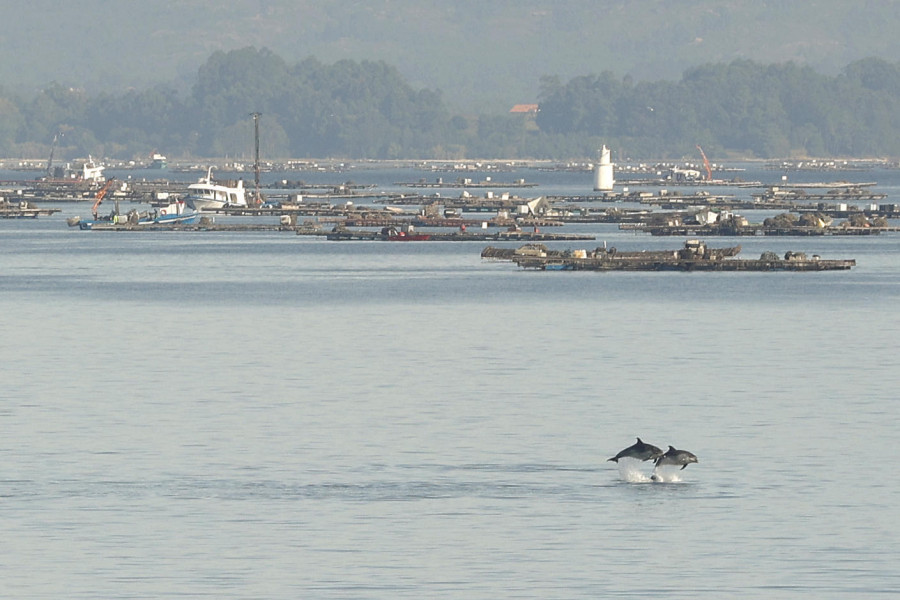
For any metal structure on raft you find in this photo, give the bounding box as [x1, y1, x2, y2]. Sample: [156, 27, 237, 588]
[481, 240, 856, 271]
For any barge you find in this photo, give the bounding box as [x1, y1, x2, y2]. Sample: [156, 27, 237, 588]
[482, 240, 855, 271]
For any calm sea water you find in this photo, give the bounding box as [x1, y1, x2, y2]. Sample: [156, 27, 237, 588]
[2, 165, 900, 598]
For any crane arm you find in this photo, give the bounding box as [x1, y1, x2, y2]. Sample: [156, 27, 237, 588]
[696, 145, 712, 181]
[92, 178, 116, 217]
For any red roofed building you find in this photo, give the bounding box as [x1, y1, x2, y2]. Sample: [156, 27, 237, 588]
[509, 104, 539, 114]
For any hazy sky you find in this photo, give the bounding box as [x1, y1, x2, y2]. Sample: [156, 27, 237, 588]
[3, 1, 900, 111]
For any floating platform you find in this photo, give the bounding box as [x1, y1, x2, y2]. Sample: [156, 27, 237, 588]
[395, 178, 537, 188]
[482, 240, 855, 271]
[330, 215, 563, 229]
[77, 221, 290, 232]
[0, 201, 60, 218]
[751, 187, 886, 203]
[622, 223, 887, 236]
[318, 227, 595, 242]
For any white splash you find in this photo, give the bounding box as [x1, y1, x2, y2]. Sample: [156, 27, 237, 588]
[616, 457, 653, 483]
[650, 465, 683, 483]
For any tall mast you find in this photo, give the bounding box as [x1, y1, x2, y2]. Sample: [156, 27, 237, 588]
[251, 112, 262, 205]
[46, 131, 61, 177]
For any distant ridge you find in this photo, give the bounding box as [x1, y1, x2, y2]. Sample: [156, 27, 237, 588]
[3, 0, 900, 111]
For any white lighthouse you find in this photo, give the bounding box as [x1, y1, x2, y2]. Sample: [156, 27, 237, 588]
[593, 145, 614, 191]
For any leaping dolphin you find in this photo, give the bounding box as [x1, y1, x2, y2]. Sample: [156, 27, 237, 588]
[654, 446, 699, 470]
[607, 438, 664, 463]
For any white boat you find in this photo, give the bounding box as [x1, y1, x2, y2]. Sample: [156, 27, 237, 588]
[80, 156, 105, 182]
[184, 167, 248, 211]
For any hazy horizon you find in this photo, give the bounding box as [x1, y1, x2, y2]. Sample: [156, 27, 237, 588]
[4, 1, 900, 112]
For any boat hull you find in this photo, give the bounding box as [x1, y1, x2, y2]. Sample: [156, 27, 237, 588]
[184, 196, 227, 211]
[154, 213, 200, 226]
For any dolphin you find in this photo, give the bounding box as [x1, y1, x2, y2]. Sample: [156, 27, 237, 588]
[607, 438, 664, 463]
[654, 446, 699, 470]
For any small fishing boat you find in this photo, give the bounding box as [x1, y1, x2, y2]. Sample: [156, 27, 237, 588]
[151, 199, 200, 225]
[68, 199, 199, 230]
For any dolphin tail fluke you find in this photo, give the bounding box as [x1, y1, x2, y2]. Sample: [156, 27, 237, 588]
[607, 457, 618, 462]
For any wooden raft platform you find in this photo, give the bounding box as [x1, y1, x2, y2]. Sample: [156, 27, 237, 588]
[318, 228, 595, 242]
[395, 179, 537, 188]
[482, 240, 855, 272]
[1, 202, 61, 218]
[623, 224, 887, 236]
[81, 222, 292, 232]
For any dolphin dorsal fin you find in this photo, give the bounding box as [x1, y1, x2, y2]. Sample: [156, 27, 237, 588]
[636, 437, 643, 443]
[668, 445, 676, 451]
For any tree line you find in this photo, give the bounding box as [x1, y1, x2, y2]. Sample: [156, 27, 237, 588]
[536, 57, 900, 159]
[1, 47, 899, 161]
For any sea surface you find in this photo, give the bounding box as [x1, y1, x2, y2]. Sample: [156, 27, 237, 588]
[2, 163, 900, 598]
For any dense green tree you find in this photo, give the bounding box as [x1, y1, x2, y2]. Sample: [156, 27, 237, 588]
[22, 83, 89, 152]
[536, 58, 900, 158]
[8, 49, 900, 160]
[0, 90, 24, 154]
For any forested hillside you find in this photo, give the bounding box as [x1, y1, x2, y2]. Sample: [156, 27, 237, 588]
[536, 58, 900, 158]
[5, 1, 900, 113]
[2, 48, 900, 160]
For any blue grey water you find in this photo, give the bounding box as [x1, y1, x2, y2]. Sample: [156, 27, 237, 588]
[2, 164, 900, 598]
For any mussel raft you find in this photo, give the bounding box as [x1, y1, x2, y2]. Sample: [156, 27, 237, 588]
[481, 240, 856, 271]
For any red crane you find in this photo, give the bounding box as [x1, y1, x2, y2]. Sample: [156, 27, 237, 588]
[91, 178, 117, 218]
[696, 145, 713, 181]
